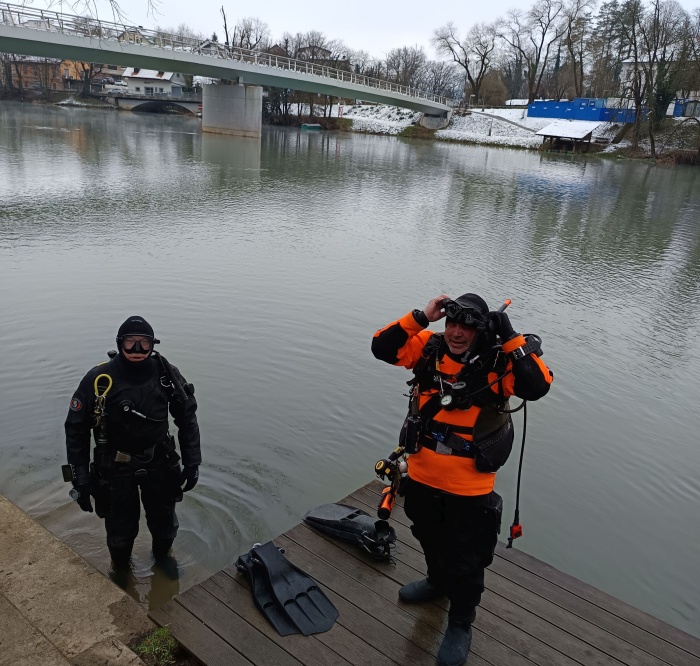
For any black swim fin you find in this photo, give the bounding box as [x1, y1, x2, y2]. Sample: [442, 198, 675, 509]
[236, 547, 299, 636]
[303, 503, 397, 561]
[236, 541, 338, 636]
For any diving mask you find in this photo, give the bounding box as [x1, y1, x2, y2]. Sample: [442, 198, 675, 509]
[442, 300, 486, 328]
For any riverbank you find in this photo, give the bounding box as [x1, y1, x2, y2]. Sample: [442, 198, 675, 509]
[5, 94, 697, 161]
[0, 493, 153, 665]
[340, 103, 700, 162]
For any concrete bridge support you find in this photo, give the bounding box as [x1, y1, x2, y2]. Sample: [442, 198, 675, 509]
[202, 83, 263, 138]
[420, 110, 453, 130]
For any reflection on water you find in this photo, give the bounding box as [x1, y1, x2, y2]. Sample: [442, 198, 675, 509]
[1, 101, 699, 636]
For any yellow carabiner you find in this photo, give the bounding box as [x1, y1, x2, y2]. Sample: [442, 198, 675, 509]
[94, 373, 113, 398]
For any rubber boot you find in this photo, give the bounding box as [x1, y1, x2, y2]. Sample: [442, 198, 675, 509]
[108, 544, 133, 568]
[437, 618, 473, 666]
[152, 538, 174, 562]
[152, 538, 179, 580]
[399, 578, 445, 603]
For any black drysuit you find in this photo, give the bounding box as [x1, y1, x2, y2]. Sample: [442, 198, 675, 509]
[65, 352, 201, 562]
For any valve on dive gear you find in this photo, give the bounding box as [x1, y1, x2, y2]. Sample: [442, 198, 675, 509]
[120, 400, 148, 419]
[375, 446, 406, 520]
[374, 446, 405, 480]
[68, 487, 80, 501]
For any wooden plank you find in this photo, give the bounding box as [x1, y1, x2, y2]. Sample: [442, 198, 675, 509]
[149, 600, 253, 666]
[176, 584, 303, 666]
[347, 485, 653, 666]
[220, 563, 402, 666]
[279, 528, 536, 666]
[492, 554, 699, 666]
[276, 534, 440, 663]
[297, 521, 594, 666]
[497, 543, 700, 659]
[355, 481, 700, 664]
[159, 478, 699, 666]
[200, 571, 353, 666]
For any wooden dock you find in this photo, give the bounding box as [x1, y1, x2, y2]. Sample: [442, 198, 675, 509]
[150, 481, 700, 665]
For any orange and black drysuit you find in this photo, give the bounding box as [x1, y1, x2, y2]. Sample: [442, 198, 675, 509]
[372, 308, 552, 624]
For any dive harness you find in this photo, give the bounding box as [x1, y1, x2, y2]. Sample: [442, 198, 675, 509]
[378, 300, 544, 549]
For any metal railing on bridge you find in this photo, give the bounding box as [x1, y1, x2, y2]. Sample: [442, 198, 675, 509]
[0, 2, 455, 108]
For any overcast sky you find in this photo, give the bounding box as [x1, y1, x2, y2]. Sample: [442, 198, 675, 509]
[43, 0, 700, 60]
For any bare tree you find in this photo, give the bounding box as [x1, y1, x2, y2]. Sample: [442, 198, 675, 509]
[432, 22, 497, 103]
[423, 60, 463, 99]
[498, 0, 568, 103]
[348, 50, 385, 79]
[587, 0, 630, 97]
[563, 0, 596, 97]
[76, 60, 105, 97]
[0, 53, 14, 94]
[232, 17, 270, 51]
[220, 6, 230, 46]
[615, 0, 691, 153]
[385, 45, 427, 88]
[615, 0, 648, 144]
[638, 0, 691, 154]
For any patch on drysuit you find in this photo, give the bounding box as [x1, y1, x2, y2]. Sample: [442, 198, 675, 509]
[69, 396, 82, 412]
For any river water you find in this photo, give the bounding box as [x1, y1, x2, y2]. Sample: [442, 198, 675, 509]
[0, 101, 698, 636]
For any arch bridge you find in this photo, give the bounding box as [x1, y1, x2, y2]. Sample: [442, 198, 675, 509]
[0, 2, 454, 136]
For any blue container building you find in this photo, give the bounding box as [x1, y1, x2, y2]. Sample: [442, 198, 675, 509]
[528, 98, 637, 123]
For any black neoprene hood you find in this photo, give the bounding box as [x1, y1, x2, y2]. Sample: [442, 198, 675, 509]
[117, 316, 155, 340]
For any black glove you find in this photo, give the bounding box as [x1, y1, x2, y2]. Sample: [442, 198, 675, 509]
[73, 485, 93, 513]
[180, 465, 199, 492]
[488, 311, 517, 341]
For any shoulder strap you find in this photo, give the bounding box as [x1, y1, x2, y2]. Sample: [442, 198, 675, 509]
[410, 333, 444, 385]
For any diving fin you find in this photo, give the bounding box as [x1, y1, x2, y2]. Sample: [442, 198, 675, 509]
[303, 503, 397, 561]
[236, 541, 338, 636]
[235, 547, 299, 636]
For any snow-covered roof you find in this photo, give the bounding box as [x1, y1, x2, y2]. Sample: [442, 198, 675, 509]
[122, 68, 176, 81]
[536, 120, 601, 139]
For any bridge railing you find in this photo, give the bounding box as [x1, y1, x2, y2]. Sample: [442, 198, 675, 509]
[0, 2, 455, 108]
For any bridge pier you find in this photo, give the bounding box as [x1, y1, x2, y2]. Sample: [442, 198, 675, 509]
[202, 83, 262, 138]
[419, 110, 453, 130]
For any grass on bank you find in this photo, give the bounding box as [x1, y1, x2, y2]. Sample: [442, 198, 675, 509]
[133, 628, 177, 665]
[132, 627, 200, 666]
[397, 125, 436, 139]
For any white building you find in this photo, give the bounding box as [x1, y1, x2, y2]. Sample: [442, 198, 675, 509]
[121, 68, 188, 96]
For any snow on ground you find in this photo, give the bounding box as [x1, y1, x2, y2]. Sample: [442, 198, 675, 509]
[338, 104, 640, 151]
[340, 103, 421, 134]
[436, 110, 545, 148]
[340, 104, 551, 147]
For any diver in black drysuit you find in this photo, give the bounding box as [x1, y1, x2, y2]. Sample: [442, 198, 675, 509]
[65, 316, 201, 567]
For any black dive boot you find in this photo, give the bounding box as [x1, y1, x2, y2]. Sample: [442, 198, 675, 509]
[152, 538, 174, 561]
[108, 545, 133, 590]
[437, 618, 473, 666]
[108, 544, 133, 567]
[152, 538, 179, 580]
[399, 578, 446, 603]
